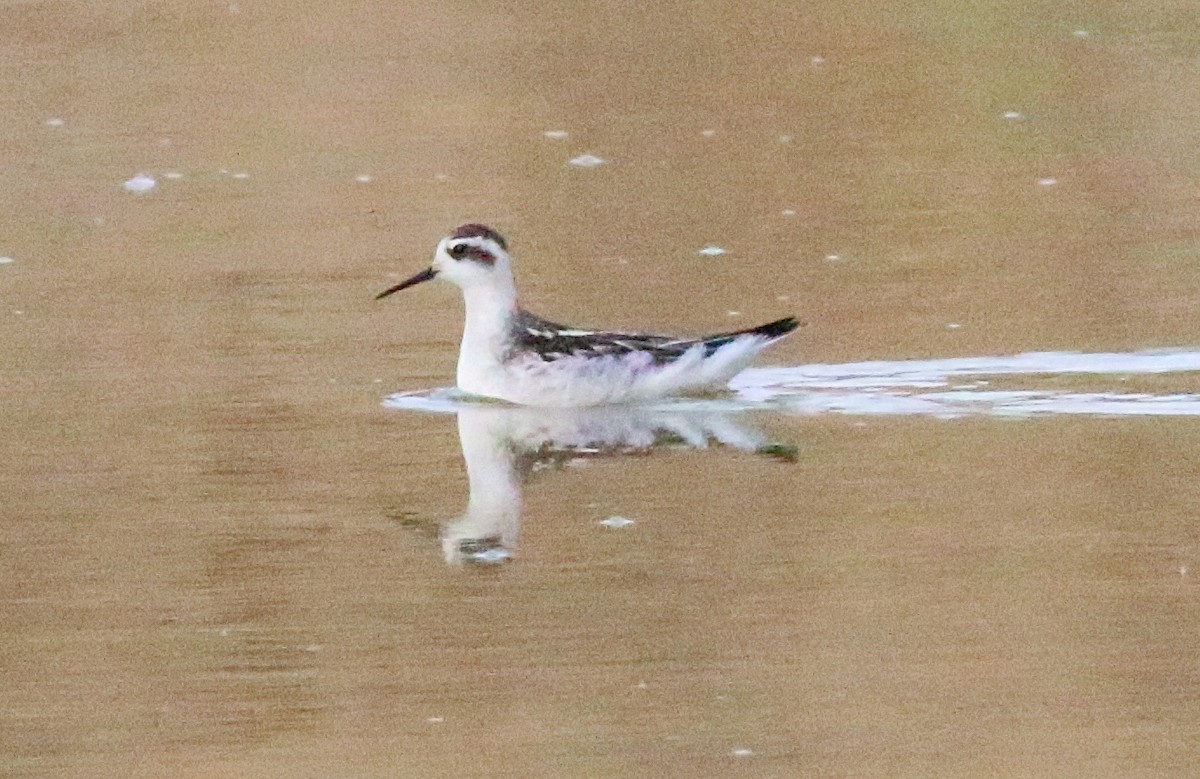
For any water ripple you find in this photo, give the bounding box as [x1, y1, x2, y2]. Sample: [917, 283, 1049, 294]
[732, 349, 1200, 417]
[385, 349, 1200, 418]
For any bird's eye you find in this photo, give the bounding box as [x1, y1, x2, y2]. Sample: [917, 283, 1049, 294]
[448, 244, 467, 259]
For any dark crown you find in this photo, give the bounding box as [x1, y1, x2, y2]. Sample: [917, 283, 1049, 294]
[450, 223, 508, 251]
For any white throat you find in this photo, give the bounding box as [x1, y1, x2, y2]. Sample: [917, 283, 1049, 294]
[456, 277, 518, 388]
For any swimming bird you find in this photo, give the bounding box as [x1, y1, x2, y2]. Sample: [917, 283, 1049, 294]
[376, 224, 798, 407]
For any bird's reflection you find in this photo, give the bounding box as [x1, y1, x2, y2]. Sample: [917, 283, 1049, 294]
[416, 402, 789, 565]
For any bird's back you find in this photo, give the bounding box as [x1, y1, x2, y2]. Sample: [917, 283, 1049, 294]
[480, 311, 799, 406]
[509, 310, 798, 365]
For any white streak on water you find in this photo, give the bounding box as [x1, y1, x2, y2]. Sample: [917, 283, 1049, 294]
[731, 350, 1200, 417]
[384, 350, 1200, 418]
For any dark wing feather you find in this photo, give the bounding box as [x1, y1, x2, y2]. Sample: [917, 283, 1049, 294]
[511, 311, 798, 365]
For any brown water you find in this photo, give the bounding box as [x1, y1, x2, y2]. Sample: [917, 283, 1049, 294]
[4, 1, 1200, 776]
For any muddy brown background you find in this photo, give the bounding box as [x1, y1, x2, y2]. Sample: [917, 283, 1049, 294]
[3, 2, 1199, 776]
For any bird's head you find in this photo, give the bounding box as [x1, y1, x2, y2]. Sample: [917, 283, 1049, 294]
[376, 223, 512, 299]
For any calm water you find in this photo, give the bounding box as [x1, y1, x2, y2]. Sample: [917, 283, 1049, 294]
[4, 1, 1200, 776]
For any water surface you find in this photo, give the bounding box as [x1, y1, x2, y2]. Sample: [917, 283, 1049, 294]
[3, 1, 1200, 776]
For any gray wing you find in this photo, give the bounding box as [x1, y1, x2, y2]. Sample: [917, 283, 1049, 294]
[511, 310, 798, 364]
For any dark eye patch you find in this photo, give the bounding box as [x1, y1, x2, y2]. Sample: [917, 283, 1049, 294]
[447, 240, 495, 265]
[466, 246, 494, 264]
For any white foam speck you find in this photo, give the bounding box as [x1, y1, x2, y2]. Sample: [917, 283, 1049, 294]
[543, 130, 569, 139]
[1037, 178, 1058, 187]
[946, 322, 963, 329]
[426, 716, 444, 724]
[698, 245, 727, 256]
[355, 174, 373, 183]
[825, 253, 841, 261]
[599, 516, 635, 528]
[781, 209, 796, 216]
[0, 257, 13, 265]
[1002, 110, 1023, 120]
[45, 118, 65, 127]
[727, 311, 741, 317]
[1073, 29, 1090, 38]
[731, 748, 755, 757]
[568, 154, 606, 168]
[701, 129, 716, 137]
[231, 172, 250, 179]
[122, 174, 157, 194]
[811, 55, 826, 65]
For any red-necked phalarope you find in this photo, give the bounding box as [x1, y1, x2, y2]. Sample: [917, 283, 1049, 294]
[376, 223, 799, 407]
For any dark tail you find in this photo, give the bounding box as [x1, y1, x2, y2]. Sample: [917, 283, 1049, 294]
[700, 316, 801, 355]
[744, 316, 801, 341]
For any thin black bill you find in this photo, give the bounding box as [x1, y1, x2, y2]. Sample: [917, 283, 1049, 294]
[375, 267, 438, 300]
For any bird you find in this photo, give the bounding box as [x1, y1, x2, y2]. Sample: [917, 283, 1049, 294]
[375, 223, 798, 407]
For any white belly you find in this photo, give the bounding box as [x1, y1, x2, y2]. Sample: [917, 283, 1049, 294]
[456, 340, 765, 407]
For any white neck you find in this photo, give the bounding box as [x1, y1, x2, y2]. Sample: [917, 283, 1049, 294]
[456, 280, 518, 384]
